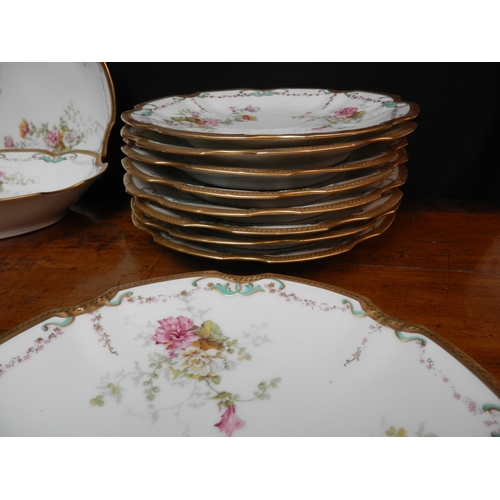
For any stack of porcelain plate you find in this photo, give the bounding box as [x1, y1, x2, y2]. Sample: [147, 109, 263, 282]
[120, 88, 419, 263]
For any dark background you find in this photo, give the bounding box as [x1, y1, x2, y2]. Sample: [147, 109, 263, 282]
[94, 63, 499, 204]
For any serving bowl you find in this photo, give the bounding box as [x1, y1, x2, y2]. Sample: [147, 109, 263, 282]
[121, 88, 419, 148]
[0, 62, 116, 237]
[0, 150, 107, 238]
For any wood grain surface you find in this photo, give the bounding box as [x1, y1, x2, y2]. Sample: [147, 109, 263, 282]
[1, 189, 499, 383]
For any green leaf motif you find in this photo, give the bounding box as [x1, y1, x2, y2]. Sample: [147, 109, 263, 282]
[270, 377, 282, 388]
[38, 155, 67, 163]
[90, 395, 104, 407]
[107, 383, 120, 395]
[196, 320, 227, 342]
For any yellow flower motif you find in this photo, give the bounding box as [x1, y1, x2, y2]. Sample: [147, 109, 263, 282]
[171, 346, 225, 378]
[18, 119, 30, 138]
[385, 426, 407, 437]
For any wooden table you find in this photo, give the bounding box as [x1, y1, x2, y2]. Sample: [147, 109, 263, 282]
[1, 187, 500, 386]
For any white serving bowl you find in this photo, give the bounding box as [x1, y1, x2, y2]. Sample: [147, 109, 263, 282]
[0, 150, 107, 238]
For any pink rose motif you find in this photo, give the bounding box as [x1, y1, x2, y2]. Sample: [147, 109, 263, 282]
[4, 136, 14, 148]
[201, 119, 220, 127]
[468, 401, 477, 412]
[244, 105, 260, 113]
[214, 405, 246, 437]
[152, 315, 198, 352]
[334, 107, 359, 118]
[45, 129, 61, 148]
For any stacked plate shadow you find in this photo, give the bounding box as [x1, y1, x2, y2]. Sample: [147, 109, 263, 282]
[120, 88, 419, 263]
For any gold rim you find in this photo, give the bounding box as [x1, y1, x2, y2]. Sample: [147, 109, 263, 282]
[121, 139, 407, 178]
[99, 62, 117, 161]
[131, 211, 397, 263]
[131, 203, 392, 248]
[132, 214, 396, 264]
[2, 269, 498, 398]
[123, 165, 408, 219]
[120, 122, 417, 157]
[131, 189, 404, 236]
[122, 156, 404, 203]
[121, 88, 420, 143]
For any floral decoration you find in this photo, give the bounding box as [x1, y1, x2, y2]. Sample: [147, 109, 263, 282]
[0, 326, 64, 378]
[292, 106, 367, 131]
[2, 276, 498, 437]
[0, 169, 36, 195]
[385, 423, 436, 437]
[3, 102, 102, 153]
[90, 312, 280, 437]
[160, 105, 260, 131]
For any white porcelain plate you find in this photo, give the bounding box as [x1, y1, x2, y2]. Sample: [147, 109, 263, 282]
[131, 189, 403, 237]
[1, 272, 498, 436]
[121, 122, 416, 169]
[122, 88, 419, 147]
[131, 212, 396, 262]
[124, 165, 407, 224]
[122, 154, 402, 208]
[122, 139, 407, 191]
[0, 62, 115, 157]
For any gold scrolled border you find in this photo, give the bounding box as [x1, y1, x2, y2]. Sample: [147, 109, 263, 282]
[121, 88, 420, 143]
[2, 269, 499, 399]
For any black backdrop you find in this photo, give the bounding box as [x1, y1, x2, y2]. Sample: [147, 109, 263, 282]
[98, 63, 499, 203]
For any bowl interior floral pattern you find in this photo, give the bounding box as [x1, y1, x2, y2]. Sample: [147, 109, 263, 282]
[0, 62, 115, 157]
